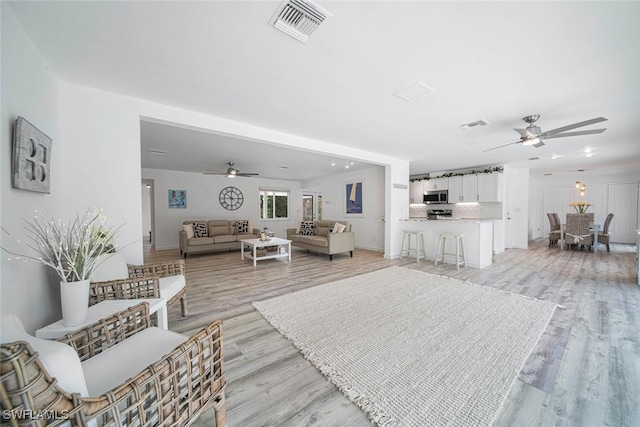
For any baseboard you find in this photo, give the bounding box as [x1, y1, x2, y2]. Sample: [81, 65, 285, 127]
[355, 244, 384, 252]
[154, 245, 179, 251]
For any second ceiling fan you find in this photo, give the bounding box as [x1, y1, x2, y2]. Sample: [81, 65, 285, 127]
[204, 162, 259, 177]
[481, 115, 608, 152]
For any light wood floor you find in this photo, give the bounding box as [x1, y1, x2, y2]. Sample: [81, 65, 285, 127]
[145, 240, 640, 427]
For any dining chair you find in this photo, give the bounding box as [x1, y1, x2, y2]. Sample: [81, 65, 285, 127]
[597, 213, 615, 252]
[565, 213, 594, 250]
[546, 213, 561, 247]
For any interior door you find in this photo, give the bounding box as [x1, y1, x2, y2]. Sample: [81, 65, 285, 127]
[303, 192, 322, 221]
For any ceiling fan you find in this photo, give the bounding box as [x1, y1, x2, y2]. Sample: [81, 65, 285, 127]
[480, 115, 608, 152]
[204, 162, 259, 178]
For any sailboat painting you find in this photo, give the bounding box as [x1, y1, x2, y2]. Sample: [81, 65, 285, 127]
[345, 181, 364, 216]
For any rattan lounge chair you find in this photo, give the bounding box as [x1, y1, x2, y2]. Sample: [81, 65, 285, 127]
[90, 253, 188, 316]
[1, 303, 225, 426]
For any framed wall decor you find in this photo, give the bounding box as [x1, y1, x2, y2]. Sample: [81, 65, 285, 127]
[12, 116, 53, 193]
[168, 189, 187, 208]
[344, 180, 364, 217]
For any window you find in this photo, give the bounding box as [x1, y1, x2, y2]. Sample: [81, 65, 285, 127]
[260, 189, 289, 220]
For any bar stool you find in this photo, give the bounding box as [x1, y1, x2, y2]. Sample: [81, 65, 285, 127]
[435, 232, 466, 270]
[400, 230, 426, 262]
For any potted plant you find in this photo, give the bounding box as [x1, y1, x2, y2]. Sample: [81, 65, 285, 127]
[569, 201, 592, 214]
[2, 208, 120, 326]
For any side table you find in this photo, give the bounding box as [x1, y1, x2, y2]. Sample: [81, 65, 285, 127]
[36, 298, 167, 339]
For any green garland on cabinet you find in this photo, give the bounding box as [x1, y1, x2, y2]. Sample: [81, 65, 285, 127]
[410, 166, 503, 182]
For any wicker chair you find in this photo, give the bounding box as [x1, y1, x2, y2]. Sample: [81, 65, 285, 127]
[598, 213, 615, 252]
[90, 253, 188, 316]
[0, 303, 226, 427]
[546, 213, 561, 247]
[565, 213, 594, 250]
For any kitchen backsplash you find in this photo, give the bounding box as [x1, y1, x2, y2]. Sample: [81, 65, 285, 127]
[410, 202, 503, 219]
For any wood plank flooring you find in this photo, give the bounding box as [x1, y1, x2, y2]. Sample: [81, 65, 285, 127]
[144, 240, 639, 427]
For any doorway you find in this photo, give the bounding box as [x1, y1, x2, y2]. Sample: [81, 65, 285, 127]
[303, 192, 323, 221]
[142, 179, 155, 248]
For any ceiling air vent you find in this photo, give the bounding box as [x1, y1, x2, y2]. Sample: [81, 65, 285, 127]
[460, 119, 490, 130]
[269, 0, 332, 43]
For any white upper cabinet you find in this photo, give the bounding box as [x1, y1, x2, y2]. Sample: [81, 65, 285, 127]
[462, 175, 478, 202]
[477, 173, 502, 202]
[424, 178, 449, 191]
[448, 176, 463, 202]
[409, 180, 424, 204]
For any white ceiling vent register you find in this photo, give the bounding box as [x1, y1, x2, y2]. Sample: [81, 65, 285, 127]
[460, 119, 490, 130]
[269, 0, 332, 43]
[393, 81, 435, 101]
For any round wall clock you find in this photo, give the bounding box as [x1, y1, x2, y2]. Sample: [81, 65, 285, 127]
[219, 186, 244, 210]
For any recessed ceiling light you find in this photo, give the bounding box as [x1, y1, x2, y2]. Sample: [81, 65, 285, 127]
[586, 153, 593, 157]
[331, 162, 336, 167]
[584, 147, 592, 153]
[345, 165, 349, 169]
[278, 166, 289, 169]
[393, 81, 435, 101]
[551, 155, 561, 160]
[350, 162, 354, 165]
[148, 149, 167, 155]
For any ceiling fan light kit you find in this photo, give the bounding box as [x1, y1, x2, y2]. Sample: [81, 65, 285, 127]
[481, 114, 608, 152]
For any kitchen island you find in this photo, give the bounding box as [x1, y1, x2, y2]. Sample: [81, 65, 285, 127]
[400, 219, 494, 268]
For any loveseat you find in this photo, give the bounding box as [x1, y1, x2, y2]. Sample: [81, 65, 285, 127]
[287, 220, 354, 260]
[179, 219, 259, 258]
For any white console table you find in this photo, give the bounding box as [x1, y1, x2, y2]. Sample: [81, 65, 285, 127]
[36, 298, 167, 339]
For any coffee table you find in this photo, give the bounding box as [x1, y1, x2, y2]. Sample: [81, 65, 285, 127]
[240, 237, 292, 266]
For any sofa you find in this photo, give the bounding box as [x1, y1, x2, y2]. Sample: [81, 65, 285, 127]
[287, 220, 354, 260]
[179, 219, 259, 258]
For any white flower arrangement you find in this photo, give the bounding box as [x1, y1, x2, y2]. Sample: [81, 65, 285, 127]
[1, 208, 121, 282]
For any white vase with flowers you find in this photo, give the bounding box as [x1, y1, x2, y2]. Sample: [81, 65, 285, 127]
[2, 208, 120, 326]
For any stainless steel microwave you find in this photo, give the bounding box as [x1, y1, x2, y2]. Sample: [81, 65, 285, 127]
[423, 190, 448, 204]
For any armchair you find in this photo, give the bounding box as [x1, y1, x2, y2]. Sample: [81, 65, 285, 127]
[1, 303, 226, 426]
[90, 253, 188, 316]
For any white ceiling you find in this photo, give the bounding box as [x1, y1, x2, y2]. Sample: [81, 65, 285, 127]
[8, 1, 640, 181]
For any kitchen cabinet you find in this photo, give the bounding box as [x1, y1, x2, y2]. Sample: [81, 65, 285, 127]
[477, 173, 502, 202]
[424, 178, 449, 191]
[462, 175, 478, 202]
[410, 180, 424, 204]
[448, 176, 464, 202]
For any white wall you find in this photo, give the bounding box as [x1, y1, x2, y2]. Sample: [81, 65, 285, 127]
[302, 166, 386, 251]
[142, 168, 302, 249]
[1, 4, 64, 332]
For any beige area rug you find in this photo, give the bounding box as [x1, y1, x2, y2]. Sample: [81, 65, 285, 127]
[252, 267, 557, 427]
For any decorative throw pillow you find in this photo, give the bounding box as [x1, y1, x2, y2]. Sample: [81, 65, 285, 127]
[299, 221, 315, 236]
[235, 220, 249, 234]
[182, 224, 194, 239]
[333, 222, 347, 233]
[193, 222, 207, 238]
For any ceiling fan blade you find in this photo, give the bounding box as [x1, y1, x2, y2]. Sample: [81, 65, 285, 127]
[542, 129, 607, 139]
[541, 117, 607, 137]
[203, 172, 226, 175]
[483, 142, 519, 152]
[468, 140, 500, 145]
[532, 141, 545, 148]
[236, 173, 259, 176]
